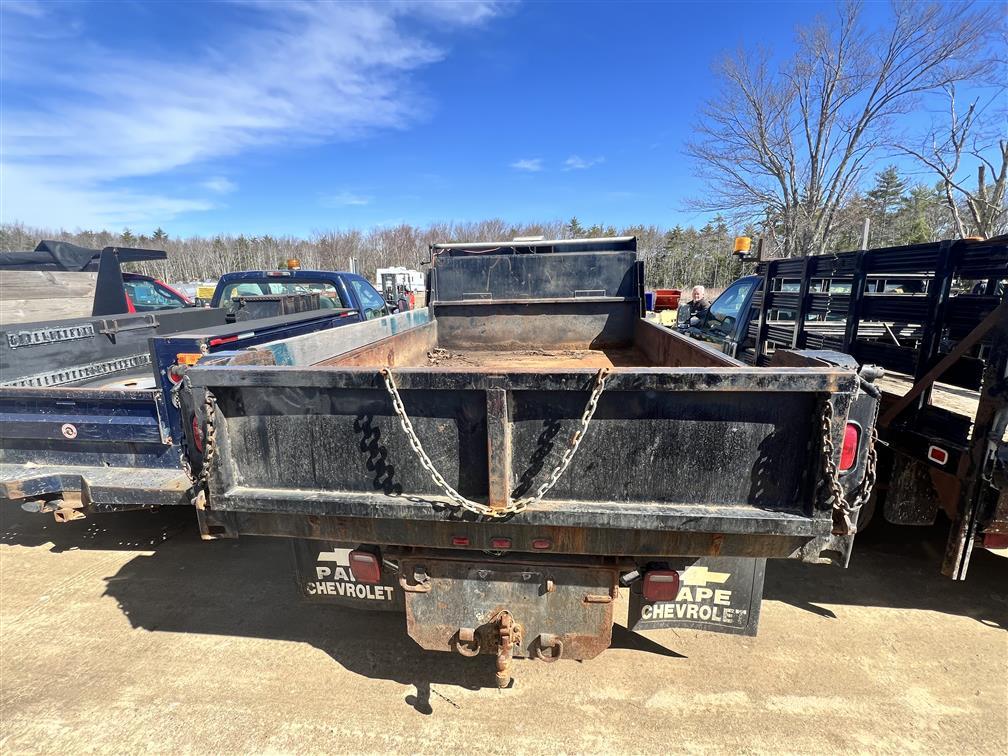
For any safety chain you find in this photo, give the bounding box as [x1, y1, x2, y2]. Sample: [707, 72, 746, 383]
[819, 399, 878, 531]
[381, 367, 609, 518]
[176, 375, 219, 491]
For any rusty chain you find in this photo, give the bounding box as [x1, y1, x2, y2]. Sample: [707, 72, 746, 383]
[819, 398, 878, 531]
[381, 367, 609, 518]
[176, 375, 219, 492]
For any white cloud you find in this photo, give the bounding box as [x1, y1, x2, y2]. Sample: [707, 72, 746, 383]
[0, 165, 213, 230]
[2, 1, 46, 19]
[564, 155, 605, 170]
[201, 177, 237, 194]
[0, 1, 499, 229]
[510, 158, 544, 172]
[320, 191, 372, 207]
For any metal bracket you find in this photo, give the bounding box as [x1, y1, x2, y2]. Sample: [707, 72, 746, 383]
[99, 314, 159, 338]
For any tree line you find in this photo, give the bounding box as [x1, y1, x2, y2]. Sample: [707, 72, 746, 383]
[0, 160, 968, 294]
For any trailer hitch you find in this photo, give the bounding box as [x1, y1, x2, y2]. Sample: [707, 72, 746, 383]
[491, 609, 521, 688]
[453, 609, 524, 687]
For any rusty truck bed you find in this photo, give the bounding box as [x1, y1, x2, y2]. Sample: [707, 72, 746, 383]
[420, 347, 654, 370]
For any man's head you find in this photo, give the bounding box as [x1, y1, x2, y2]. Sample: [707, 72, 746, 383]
[691, 285, 706, 302]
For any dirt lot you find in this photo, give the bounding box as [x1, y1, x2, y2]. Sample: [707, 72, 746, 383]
[1, 506, 1005, 755]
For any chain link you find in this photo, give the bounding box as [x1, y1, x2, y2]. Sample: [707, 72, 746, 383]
[197, 388, 219, 488]
[819, 398, 878, 531]
[176, 375, 219, 493]
[381, 367, 609, 518]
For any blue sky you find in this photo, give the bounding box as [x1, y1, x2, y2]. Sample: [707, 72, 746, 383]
[0, 1, 997, 236]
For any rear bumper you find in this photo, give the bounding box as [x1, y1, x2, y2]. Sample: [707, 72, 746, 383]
[199, 488, 832, 560]
[0, 463, 192, 510]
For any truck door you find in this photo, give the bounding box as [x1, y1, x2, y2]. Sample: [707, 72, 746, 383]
[690, 277, 758, 356]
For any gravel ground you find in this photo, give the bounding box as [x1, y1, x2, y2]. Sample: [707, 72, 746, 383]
[1, 505, 1005, 755]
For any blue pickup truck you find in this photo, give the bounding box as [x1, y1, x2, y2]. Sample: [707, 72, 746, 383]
[0, 257, 391, 520]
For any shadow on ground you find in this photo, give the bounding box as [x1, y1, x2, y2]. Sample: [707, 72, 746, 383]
[764, 517, 1008, 629]
[3, 503, 1006, 705]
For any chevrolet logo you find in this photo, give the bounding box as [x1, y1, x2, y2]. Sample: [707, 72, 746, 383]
[680, 566, 730, 587]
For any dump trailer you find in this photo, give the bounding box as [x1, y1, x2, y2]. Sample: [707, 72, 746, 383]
[178, 237, 881, 686]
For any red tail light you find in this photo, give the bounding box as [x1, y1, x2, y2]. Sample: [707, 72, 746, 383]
[840, 423, 859, 471]
[349, 550, 381, 584]
[125, 293, 136, 313]
[643, 570, 680, 602]
[191, 416, 204, 453]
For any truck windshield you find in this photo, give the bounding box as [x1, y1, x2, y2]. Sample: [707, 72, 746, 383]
[218, 280, 348, 309]
[700, 278, 757, 336]
[123, 279, 189, 312]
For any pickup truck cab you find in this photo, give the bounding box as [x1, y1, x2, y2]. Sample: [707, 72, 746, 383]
[211, 269, 390, 320]
[678, 275, 761, 355]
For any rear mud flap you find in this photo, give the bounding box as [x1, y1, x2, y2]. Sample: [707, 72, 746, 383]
[291, 539, 403, 612]
[628, 557, 765, 637]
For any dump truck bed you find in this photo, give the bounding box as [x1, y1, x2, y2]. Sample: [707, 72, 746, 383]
[175, 237, 882, 676]
[183, 240, 877, 567]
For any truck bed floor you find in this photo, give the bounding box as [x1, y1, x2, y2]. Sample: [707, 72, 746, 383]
[419, 347, 654, 370]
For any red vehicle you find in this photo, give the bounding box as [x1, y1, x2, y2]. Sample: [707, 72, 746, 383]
[121, 272, 192, 312]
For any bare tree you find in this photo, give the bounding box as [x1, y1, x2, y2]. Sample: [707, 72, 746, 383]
[899, 85, 1008, 238]
[687, 0, 998, 256]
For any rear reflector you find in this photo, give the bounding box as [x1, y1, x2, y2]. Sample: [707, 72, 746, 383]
[191, 416, 204, 453]
[643, 570, 680, 602]
[927, 445, 948, 465]
[531, 538, 552, 550]
[209, 335, 238, 347]
[176, 353, 203, 366]
[840, 423, 859, 471]
[348, 550, 382, 584]
[489, 537, 511, 550]
[451, 536, 470, 547]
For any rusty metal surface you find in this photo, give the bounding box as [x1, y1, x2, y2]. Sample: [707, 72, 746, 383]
[418, 346, 651, 370]
[222, 510, 819, 559]
[319, 321, 437, 368]
[0, 463, 191, 510]
[433, 301, 640, 351]
[635, 318, 739, 368]
[401, 557, 617, 661]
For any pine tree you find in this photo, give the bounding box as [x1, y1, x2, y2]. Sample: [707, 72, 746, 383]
[120, 228, 136, 246]
[898, 185, 937, 244]
[867, 166, 908, 245]
[152, 227, 168, 242]
[567, 217, 584, 238]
